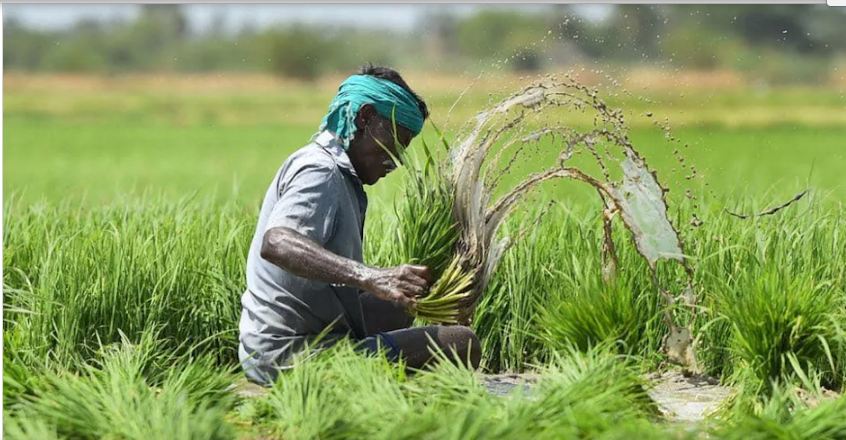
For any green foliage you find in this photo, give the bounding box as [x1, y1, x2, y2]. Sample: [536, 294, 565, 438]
[454, 10, 550, 71]
[244, 342, 410, 440]
[541, 278, 662, 356]
[473, 219, 562, 371]
[390, 137, 457, 279]
[3, 196, 251, 368]
[3, 6, 399, 76]
[270, 28, 329, 80]
[714, 270, 845, 394]
[243, 342, 673, 440]
[689, 204, 846, 393]
[381, 132, 467, 323]
[4, 332, 238, 440]
[660, 23, 741, 69]
[714, 383, 846, 440]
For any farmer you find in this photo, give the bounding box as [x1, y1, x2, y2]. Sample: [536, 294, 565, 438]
[239, 65, 482, 386]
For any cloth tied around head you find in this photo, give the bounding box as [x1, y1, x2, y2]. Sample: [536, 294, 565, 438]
[318, 74, 424, 150]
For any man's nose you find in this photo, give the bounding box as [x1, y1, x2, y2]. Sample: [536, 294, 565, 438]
[382, 158, 397, 173]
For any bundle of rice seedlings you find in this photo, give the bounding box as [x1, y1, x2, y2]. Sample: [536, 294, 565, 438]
[715, 271, 846, 394]
[540, 279, 662, 356]
[390, 137, 466, 324]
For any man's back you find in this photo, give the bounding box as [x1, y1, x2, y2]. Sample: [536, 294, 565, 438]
[239, 133, 368, 381]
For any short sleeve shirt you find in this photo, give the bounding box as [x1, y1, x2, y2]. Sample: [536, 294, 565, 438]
[239, 131, 368, 373]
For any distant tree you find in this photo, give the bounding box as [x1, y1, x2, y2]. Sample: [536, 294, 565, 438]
[455, 10, 550, 71]
[261, 26, 335, 80]
[604, 5, 667, 60]
[548, 5, 615, 61]
[668, 5, 845, 55]
[659, 22, 735, 69]
[2, 4, 843, 82]
[419, 9, 459, 62]
[3, 17, 55, 70]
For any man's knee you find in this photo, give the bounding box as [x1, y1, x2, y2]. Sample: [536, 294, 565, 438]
[436, 325, 482, 369]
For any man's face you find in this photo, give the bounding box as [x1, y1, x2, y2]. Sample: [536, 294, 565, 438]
[348, 105, 414, 186]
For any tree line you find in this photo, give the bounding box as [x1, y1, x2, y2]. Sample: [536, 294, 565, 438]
[4, 5, 845, 83]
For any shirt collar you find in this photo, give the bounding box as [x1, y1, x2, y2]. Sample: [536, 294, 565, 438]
[312, 130, 359, 180]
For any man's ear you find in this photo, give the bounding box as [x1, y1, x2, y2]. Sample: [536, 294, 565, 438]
[354, 104, 375, 130]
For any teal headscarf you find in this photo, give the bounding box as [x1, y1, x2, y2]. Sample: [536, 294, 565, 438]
[319, 74, 424, 150]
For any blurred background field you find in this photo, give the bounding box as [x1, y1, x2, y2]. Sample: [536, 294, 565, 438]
[4, 71, 845, 211]
[4, 4, 846, 208]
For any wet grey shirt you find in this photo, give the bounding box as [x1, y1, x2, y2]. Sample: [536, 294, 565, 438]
[239, 131, 368, 377]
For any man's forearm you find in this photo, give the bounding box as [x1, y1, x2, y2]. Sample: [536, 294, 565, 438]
[260, 227, 372, 289]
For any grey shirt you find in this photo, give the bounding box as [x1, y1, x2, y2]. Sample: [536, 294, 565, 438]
[239, 131, 368, 379]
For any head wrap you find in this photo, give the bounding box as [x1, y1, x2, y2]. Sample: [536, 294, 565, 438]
[318, 74, 424, 150]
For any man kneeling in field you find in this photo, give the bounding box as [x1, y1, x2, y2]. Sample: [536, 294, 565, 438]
[239, 65, 481, 385]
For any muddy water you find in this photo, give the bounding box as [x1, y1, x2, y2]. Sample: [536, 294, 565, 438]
[480, 371, 731, 424]
[445, 75, 699, 370]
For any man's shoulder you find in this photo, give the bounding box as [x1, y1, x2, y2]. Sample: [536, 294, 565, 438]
[281, 143, 343, 181]
[287, 143, 338, 170]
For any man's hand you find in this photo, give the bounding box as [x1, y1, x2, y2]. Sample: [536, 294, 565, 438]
[362, 264, 432, 311]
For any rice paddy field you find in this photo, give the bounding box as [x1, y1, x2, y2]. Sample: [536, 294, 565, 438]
[3, 72, 846, 439]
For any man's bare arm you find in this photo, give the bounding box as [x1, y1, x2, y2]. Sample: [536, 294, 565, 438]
[261, 227, 432, 309]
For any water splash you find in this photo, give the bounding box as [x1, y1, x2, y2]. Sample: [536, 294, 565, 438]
[435, 74, 699, 370]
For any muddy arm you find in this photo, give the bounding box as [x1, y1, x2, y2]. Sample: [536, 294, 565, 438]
[261, 227, 429, 308]
[261, 226, 371, 289]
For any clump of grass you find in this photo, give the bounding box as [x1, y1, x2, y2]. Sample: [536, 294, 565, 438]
[471, 216, 565, 371]
[246, 341, 671, 440]
[519, 344, 661, 421]
[3, 195, 250, 369]
[5, 331, 239, 440]
[540, 278, 662, 357]
[714, 270, 845, 395]
[3, 418, 60, 440]
[244, 341, 409, 440]
[389, 136, 468, 324]
[713, 380, 846, 440]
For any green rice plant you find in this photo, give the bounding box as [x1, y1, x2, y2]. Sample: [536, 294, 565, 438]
[678, 198, 843, 383]
[473, 202, 670, 371]
[392, 139, 459, 280]
[517, 344, 661, 421]
[540, 278, 662, 357]
[245, 341, 411, 440]
[3, 326, 48, 411]
[2, 417, 60, 440]
[494, 345, 670, 439]
[713, 380, 846, 440]
[6, 331, 239, 440]
[3, 195, 251, 369]
[247, 340, 673, 440]
[389, 134, 470, 324]
[472, 216, 564, 371]
[714, 269, 845, 395]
